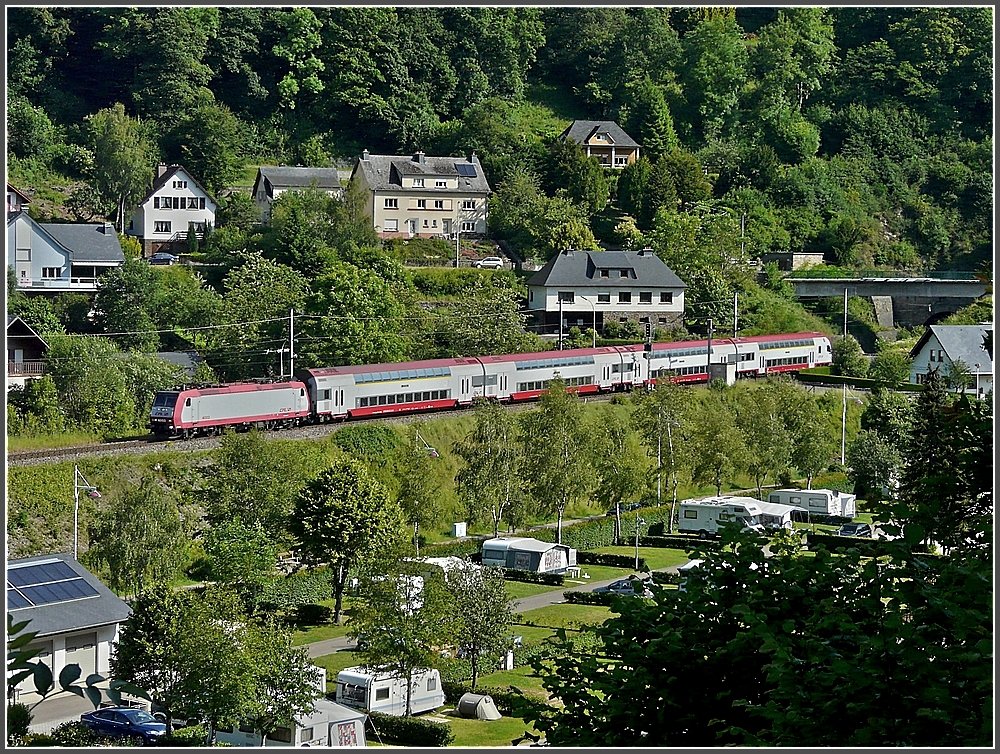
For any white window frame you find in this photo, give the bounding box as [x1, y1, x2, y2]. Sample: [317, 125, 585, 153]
[384, 219, 399, 232]
[412, 178, 424, 188]
[155, 221, 171, 233]
[384, 198, 398, 209]
[461, 221, 475, 232]
[462, 199, 476, 210]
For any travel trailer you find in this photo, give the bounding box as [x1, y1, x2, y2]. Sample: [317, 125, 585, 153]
[335, 666, 445, 717]
[767, 489, 856, 519]
[677, 497, 766, 536]
[480, 537, 577, 573]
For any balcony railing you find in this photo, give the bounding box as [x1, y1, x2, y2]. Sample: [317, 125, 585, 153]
[16, 277, 99, 290]
[8, 360, 45, 377]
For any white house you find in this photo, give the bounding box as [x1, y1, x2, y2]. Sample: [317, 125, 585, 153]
[7, 553, 132, 703]
[559, 120, 641, 168]
[909, 323, 993, 399]
[127, 164, 216, 256]
[7, 211, 125, 293]
[526, 248, 687, 335]
[251, 166, 345, 223]
[8, 183, 30, 213]
[350, 150, 491, 239]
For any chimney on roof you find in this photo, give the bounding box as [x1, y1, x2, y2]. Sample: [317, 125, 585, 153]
[561, 249, 574, 256]
[638, 247, 653, 256]
[468, 151, 476, 163]
[413, 151, 426, 164]
[100, 222, 113, 234]
[157, 163, 169, 178]
[361, 149, 370, 160]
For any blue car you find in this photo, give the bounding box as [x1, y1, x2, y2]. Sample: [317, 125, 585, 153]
[80, 707, 167, 745]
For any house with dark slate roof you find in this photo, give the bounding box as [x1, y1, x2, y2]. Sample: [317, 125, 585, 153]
[526, 248, 686, 335]
[7, 211, 125, 293]
[7, 182, 31, 213]
[7, 314, 49, 387]
[909, 323, 993, 399]
[350, 150, 491, 239]
[7, 553, 132, 702]
[127, 164, 216, 256]
[251, 166, 346, 223]
[560, 120, 641, 168]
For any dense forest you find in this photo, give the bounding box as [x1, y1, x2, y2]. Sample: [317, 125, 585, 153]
[8, 6, 993, 274]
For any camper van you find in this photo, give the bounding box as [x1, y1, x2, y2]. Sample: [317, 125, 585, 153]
[336, 667, 445, 717]
[677, 497, 766, 536]
[767, 489, 856, 519]
[481, 537, 577, 573]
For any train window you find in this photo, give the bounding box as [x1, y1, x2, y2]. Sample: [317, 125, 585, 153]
[300, 388, 305, 397]
[185, 398, 191, 406]
[378, 396, 387, 406]
[320, 389, 331, 401]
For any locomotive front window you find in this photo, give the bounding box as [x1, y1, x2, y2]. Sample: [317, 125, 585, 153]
[153, 393, 179, 408]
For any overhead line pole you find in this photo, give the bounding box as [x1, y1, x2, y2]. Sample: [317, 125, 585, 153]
[290, 308, 295, 378]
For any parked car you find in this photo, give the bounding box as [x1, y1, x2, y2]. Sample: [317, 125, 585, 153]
[149, 252, 178, 265]
[80, 707, 167, 744]
[593, 578, 653, 598]
[473, 256, 504, 269]
[835, 522, 873, 538]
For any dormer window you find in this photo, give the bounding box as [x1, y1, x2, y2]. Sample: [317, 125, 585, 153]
[413, 178, 424, 188]
[436, 180, 447, 188]
[619, 269, 629, 278]
[600, 270, 610, 278]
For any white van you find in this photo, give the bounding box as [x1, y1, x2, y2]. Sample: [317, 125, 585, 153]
[336, 666, 445, 717]
[677, 497, 766, 536]
[767, 489, 856, 519]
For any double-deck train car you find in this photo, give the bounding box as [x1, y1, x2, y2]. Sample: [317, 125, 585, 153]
[150, 332, 833, 437]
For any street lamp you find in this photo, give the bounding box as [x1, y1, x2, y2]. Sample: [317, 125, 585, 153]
[73, 465, 101, 559]
[453, 229, 461, 268]
[578, 295, 597, 348]
[635, 513, 646, 572]
[415, 430, 439, 458]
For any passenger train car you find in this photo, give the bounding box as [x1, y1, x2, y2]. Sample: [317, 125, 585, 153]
[150, 332, 833, 437]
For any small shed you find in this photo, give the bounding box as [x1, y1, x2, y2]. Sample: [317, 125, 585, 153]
[457, 693, 502, 720]
[480, 537, 577, 574]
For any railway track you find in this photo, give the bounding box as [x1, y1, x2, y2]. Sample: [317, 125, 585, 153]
[7, 393, 622, 466]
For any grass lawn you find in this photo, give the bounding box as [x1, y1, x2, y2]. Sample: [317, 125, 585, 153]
[505, 580, 563, 600]
[476, 664, 550, 700]
[291, 621, 352, 646]
[436, 712, 538, 747]
[590, 546, 694, 571]
[311, 651, 362, 693]
[516, 602, 613, 630]
[8, 431, 104, 452]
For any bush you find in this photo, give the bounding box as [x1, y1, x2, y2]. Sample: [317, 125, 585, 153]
[418, 539, 483, 559]
[332, 425, 402, 458]
[530, 505, 676, 550]
[806, 532, 930, 556]
[576, 551, 649, 571]
[650, 571, 683, 585]
[441, 681, 525, 715]
[367, 711, 454, 747]
[503, 569, 564, 586]
[563, 590, 615, 606]
[50, 721, 118, 747]
[6, 702, 31, 741]
[260, 568, 334, 616]
[21, 733, 58, 746]
[637, 534, 721, 551]
[161, 724, 209, 747]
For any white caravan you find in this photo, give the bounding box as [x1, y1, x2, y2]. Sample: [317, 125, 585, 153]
[215, 699, 367, 747]
[336, 666, 445, 717]
[678, 496, 766, 536]
[767, 488, 856, 519]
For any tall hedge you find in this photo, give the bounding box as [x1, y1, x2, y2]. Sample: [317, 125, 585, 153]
[367, 711, 454, 747]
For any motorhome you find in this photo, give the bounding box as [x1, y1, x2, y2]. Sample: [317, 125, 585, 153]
[767, 489, 856, 519]
[480, 537, 577, 574]
[677, 497, 766, 536]
[335, 667, 445, 717]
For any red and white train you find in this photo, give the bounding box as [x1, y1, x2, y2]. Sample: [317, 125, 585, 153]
[150, 331, 833, 438]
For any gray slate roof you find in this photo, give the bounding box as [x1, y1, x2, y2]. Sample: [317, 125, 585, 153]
[913, 324, 994, 373]
[353, 152, 491, 193]
[138, 164, 216, 205]
[7, 553, 132, 638]
[257, 166, 344, 191]
[560, 120, 640, 148]
[527, 249, 686, 289]
[156, 351, 204, 376]
[39, 221, 125, 264]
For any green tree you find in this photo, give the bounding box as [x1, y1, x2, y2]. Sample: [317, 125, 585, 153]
[455, 398, 526, 538]
[5, 375, 65, 436]
[84, 103, 156, 231]
[662, 149, 712, 210]
[733, 382, 791, 499]
[868, 346, 912, 387]
[91, 257, 160, 352]
[203, 519, 279, 611]
[846, 429, 901, 502]
[831, 334, 869, 377]
[620, 78, 677, 161]
[167, 97, 245, 194]
[680, 13, 748, 143]
[273, 8, 325, 110]
[785, 393, 839, 487]
[45, 336, 134, 437]
[85, 478, 186, 598]
[290, 460, 406, 624]
[592, 406, 651, 541]
[616, 157, 651, 220]
[520, 378, 594, 543]
[445, 564, 513, 691]
[351, 570, 454, 716]
[432, 278, 538, 358]
[395, 427, 443, 556]
[542, 138, 609, 216]
[632, 377, 690, 524]
[687, 391, 748, 495]
[860, 386, 914, 447]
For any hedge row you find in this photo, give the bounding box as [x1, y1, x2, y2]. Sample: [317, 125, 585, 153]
[650, 571, 683, 585]
[563, 590, 615, 606]
[806, 532, 930, 556]
[367, 710, 454, 747]
[577, 551, 649, 571]
[636, 534, 721, 551]
[440, 681, 524, 715]
[418, 539, 484, 559]
[528, 504, 677, 550]
[503, 569, 565, 586]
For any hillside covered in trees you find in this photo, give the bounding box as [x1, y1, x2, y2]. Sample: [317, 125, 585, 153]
[8, 6, 993, 275]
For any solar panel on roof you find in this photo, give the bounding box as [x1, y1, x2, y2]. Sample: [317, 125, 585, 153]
[20, 578, 99, 606]
[456, 163, 477, 177]
[8, 560, 78, 587]
[7, 587, 31, 610]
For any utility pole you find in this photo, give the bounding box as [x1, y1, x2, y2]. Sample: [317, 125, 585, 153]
[706, 317, 713, 379]
[454, 230, 461, 268]
[733, 291, 739, 337]
[840, 288, 847, 465]
[289, 308, 295, 378]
